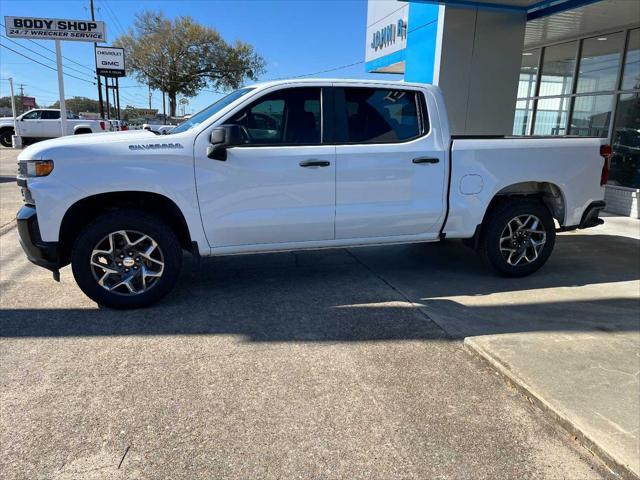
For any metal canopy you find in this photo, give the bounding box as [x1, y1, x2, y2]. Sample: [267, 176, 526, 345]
[403, 0, 603, 20]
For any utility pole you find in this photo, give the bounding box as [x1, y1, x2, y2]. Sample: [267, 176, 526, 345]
[8, 77, 21, 147]
[162, 90, 166, 124]
[90, 0, 105, 119]
[105, 77, 110, 120]
[18, 83, 24, 114]
[115, 77, 121, 120]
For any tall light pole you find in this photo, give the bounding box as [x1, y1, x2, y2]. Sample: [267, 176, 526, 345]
[90, 0, 105, 119]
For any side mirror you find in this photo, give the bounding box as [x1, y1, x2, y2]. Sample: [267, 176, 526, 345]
[207, 125, 248, 161]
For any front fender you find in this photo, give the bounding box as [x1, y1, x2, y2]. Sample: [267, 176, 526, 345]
[28, 134, 208, 254]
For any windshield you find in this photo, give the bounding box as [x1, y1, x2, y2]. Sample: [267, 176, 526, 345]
[170, 87, 255, 134]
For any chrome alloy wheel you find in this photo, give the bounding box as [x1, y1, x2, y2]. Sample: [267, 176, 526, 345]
[90, 230, 164, 295]
[499, 215, 547, 266]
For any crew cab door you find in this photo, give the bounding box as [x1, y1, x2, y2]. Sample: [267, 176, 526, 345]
[40, 110, 62, 137]
[17, 110, 43, 137]
[194, 86, 336, 248]
[333, 86, 447, 239]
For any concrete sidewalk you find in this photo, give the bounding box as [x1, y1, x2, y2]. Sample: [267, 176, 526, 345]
[351, 215, 640, 479]
[465, 217, 640, 479]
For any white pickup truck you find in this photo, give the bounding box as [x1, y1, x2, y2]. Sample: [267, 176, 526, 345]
[0, 109, 108, 147]
[16, 79, 609, 308]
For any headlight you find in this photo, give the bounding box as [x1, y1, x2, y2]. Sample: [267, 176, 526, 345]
[20, 160, 54, 177]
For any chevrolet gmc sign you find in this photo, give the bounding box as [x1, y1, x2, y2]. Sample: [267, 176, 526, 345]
[95, 46, 125, 77]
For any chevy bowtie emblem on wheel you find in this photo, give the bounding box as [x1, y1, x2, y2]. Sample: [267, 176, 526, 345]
[129, 143, 184, 151]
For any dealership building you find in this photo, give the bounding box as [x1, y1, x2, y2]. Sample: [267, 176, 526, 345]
[366, 0, 640, 217]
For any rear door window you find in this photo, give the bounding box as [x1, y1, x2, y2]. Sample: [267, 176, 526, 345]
[41, 111, 61, 120]
[335, 87, 426, 144]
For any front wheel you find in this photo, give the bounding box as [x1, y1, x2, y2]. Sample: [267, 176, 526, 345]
[0, 129, 13, 148]
[479, 199, 556, 277]
[71, 210, 183, 309]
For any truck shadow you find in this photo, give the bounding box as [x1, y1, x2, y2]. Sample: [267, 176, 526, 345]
[1, 233, 638, 340]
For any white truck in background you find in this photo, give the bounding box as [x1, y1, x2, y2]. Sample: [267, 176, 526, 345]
[0, 108, 108, 147]
[15, 79, 609, 309]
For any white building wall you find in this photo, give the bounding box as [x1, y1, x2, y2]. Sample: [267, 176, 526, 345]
[365, 0, 408, 71]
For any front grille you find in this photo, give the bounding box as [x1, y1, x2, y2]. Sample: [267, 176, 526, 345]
[21, 187, 35, 206]
[17, 161, 27, 176]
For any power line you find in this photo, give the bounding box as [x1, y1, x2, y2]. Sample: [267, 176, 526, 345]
[0, 34, 97, 80]
[100, 0, 127, 38]
[267, 60, 365, 81]
[0, 43, 97, 85]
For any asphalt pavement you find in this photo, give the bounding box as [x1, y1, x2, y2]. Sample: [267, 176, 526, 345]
[0, 147, 620, 479]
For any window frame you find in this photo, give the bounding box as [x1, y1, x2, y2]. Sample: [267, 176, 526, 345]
[331, 86, 429, 145]
[41, 110, 61, 120]
[222, 86, 327, 148]
[21, 110, 42, 120]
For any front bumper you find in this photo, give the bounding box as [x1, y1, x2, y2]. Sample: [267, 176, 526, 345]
[16, 205, 60, 272]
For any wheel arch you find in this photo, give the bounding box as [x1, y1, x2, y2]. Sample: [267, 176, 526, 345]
[491, 181, 566, 224]
[58, 191, 193, 265]
[468, 181, 565, 250]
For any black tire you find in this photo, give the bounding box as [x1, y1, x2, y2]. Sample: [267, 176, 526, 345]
[71, 210, 183, 309]
[0, 129, 13, 148]
[478, 198, 556, 277]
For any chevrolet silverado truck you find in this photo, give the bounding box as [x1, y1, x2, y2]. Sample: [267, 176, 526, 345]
[16, 79, 609, 309]
[0, 109, 108, 147]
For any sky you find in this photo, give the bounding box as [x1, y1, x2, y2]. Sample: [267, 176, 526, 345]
[0, 0, 392, 114]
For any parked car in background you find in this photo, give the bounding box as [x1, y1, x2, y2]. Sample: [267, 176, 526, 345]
[15, 79, 609, 308]
[109, 120, 129, 132]
[143, 123, 176, 135]
[0, 109, 108, 147]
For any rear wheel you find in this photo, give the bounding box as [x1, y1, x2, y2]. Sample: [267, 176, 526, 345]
[479, 198, 556, 277]
[0, 129, 13, 147]
[71, 210, 182, 309]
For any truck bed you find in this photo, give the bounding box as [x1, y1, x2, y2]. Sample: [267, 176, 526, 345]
[444, 136, 606, 238]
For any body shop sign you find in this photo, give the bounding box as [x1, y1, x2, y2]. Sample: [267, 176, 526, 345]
[96, 46, 125, 77]
[4, 16, 106, 42]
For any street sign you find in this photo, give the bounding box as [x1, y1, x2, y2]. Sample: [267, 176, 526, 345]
[4, 16, 106, 42]
[3, 16, 107, 138]
[95, 46, 125, 77]
[22, 96, 36, 108]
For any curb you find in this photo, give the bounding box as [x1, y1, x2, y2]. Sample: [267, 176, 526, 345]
[464, 337, 639, 480]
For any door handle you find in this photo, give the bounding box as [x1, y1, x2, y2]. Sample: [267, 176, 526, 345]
[413, 157, 440, 164]
[299, 160, 331, 167]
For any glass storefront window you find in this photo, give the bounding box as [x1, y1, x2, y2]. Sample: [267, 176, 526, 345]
[539, 41, 577, 97]
[518, 50, 539, 99]
[576, 33, 624, 93]
[514, 99, 534, 135]
[621, 28, 640, 91]
[534, 96, 570, 135]
[609, 93, 640, 188]
[570, 94, 614, 137]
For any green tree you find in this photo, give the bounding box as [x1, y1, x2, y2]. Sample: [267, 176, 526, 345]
[49, 97, 117, 117]
[0, 96, 13, 109]
[115, 11, 265, 116]
[1, 96, 41, 114]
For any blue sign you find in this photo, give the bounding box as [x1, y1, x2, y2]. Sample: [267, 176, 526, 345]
[370, 19, 407, 51]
